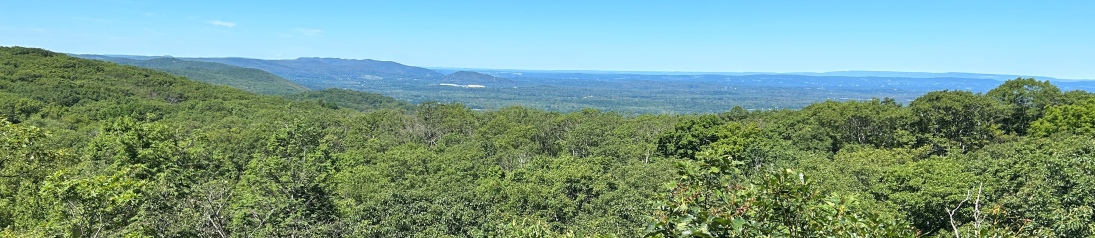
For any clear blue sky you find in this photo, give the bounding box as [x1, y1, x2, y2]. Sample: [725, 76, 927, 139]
[2, 1, 1094, 79]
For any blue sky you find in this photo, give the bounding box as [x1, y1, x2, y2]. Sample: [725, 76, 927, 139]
[2, 1, 1094, 79]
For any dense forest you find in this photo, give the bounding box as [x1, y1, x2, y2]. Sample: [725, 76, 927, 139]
[2, 46, 1094, 237]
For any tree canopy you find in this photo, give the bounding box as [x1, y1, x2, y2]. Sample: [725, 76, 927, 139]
[2, 46, 1094, 237]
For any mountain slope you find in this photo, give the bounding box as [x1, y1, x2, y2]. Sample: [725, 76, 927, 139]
[186, 57, 444, 89]
[284, 88, 414, 111]
[74, 55, 311, 95]
[1, 47, 412, 125]
[2, 48, 326, 123]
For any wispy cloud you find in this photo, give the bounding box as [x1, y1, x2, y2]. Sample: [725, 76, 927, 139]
[294, 28, 323, 36]
[207, 20, 236, 27]
[144, 12, 155, 17]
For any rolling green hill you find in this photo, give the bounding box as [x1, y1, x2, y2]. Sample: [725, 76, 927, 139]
[75, 55, 311, 95]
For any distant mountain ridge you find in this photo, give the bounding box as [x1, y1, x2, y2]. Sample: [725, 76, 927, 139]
[65, 53, 1095, 113]
[74, 55, 311, 95]
[182, 57, 443, 89]
[290, 57, 443, 78]
[83, 54, 1090, 81]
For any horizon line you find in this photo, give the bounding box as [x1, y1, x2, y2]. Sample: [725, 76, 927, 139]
[65, 51, 1091, 81]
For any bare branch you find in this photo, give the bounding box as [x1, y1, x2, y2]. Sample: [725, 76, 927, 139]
[948, 190, 972, 238]
[973, 182, 983, 233]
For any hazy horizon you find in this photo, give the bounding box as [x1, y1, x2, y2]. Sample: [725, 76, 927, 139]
[71, 52, 1086, 81]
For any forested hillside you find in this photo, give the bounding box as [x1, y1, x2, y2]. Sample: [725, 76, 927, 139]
[74, 55, 311, 95]
[75, 54, 413, 113]
[283, 88, 415, 112]
[3, 46, 1095, 237]
[186, 57, 443, 89]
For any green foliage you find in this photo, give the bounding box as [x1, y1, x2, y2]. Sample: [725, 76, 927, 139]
[802, 98, 915, 152]
[656, 115, 727, 159]
[986, 78, 1061, 135]
[872, 157, 978, 234]
[0, 119, 70, 232]
[648, 159, 914, 237]
[230, 122, 339, 237]
[0, 92, 45, 123]
[39, 165, 149, 237]
[3, 46, 1095, 237]
[1029, 98, 1095, 137]
[799, 145, 930, 205]
[909, 90, 1007, 155]
[965, 135, 1095, 236]
[284, 88, 414, 112]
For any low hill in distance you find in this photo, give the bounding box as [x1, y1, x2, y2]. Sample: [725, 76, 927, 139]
[74, 55, 311, 95]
